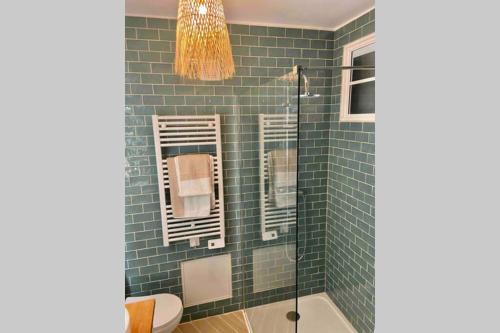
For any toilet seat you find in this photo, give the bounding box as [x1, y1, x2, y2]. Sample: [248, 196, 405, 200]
[126, 294, 183, 332]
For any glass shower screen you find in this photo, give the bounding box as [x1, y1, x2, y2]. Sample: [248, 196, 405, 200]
[239, 68, 300, 333]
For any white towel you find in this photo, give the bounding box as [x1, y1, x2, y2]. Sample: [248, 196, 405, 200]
[268, 149, 297, 208]
[168, 154, 215, 218]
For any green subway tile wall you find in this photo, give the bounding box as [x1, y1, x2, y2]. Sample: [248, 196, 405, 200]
[326, 9, 376, 333]
[125, 16, 334, 322]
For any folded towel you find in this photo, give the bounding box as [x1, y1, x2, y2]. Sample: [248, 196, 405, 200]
[167, 154, 214, 218]
[175, 154, 212, 197]
[209, 155, 216, 209]
[268, 149, 297, 208]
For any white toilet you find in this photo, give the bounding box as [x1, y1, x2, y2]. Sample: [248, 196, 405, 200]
[125, 293, 183, 333]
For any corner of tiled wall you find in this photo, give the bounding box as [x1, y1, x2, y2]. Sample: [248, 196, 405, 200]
[325, 8, 376, 333]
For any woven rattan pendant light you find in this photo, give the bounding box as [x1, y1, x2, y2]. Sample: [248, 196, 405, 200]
[175, 0, 235, 81]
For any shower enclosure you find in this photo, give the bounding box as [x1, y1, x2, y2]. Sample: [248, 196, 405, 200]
[236, 65, 339, 333]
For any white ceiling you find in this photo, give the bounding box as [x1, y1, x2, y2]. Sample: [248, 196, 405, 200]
[125, 0, 374, 31]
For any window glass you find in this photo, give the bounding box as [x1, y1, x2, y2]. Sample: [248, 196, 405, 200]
[351, 44, 375, 81]
[349, 81, 375, 114]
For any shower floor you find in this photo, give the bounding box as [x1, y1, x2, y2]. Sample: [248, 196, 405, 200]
[244, 293, 357, 333]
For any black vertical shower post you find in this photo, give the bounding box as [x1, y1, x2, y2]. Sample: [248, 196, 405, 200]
[295, 65, 302, 331]
[286, 65, 303, 328]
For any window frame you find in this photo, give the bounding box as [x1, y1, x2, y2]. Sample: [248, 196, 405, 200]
[340, 33, 376, 123]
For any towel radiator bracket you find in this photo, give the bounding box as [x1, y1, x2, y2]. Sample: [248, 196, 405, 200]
[208, 238, 225, 249]
[152, 115, 226, 249]
[262, 231, 278, 241]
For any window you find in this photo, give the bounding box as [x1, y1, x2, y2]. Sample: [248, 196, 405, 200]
[340, 33, 375, 122]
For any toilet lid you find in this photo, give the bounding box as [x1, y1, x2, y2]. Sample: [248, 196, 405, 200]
[126, 294, 183, 328]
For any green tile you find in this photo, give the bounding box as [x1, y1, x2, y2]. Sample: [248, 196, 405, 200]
[127, 40, 148, 51]
[250, 47, 267, 56]
[268, 27, 285, 37]
[303, 29, 319, 39]
[126, 240, 147, 251]
[151, 63, 170, 73]
[232, 45, 250, 56]
[302, 49, 318, 58]
[147, 18, 169, 29]
[311, 39, 326, 49]
[161, 52, 175, 63]
[164, 96, 185, 105]
[250, 25, 267, 36]
[143, 95, 165, 105]
[205, 96, 223, 105]
[131, 84, 153, 94]
[215, 86, 233, 95]
[294, 38, 310, 48]
[241, 35, 258, 46]
[133, 106, 155, 115]
[125, 28, 136, 39]
[250, 67, 267, 76]
[268, 48, 285, 57]
[277, 57, 293, 67]
[318, 50, 333, 59]
[126, 51, 139, 61]
[153, 85, 174, 95]
[355, 12, 370, 28]
[159, 30, 175, 41]
[259, 57, 276, 67]
[126, 73, 140, 83]
[140, 73, 162, 84]
[137, 28, 158, 40]
[285, 48, 301, 57]
[259, 36, 276, 47]
[194, 86, 214, 95]
[126, 16, 147, 28]
[129, 62, 151, 73]
[125, 95, 142, 105]
[235, 66, 250, 76]
[285, 28, 302, 38]
[318, 30, 334, 40]
[369, 9, 375, 21]
[362, 22, 375, 35]
[277, 37, 293, 47]
[139, 51, 161, 62]
[230, 24, 249, 35]
[174, 85, 195, 95]
[229, 34, 241, 45]
[149, 41, 170, 51]
[349, 28, 362, 42]
[241, 56, 258, 66]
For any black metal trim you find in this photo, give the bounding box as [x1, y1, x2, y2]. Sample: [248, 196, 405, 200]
[294, 64, 303, 333]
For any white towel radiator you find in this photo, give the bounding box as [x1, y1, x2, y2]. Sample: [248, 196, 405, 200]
[152, 115, 225, 249]
[258, 113, 298, 241]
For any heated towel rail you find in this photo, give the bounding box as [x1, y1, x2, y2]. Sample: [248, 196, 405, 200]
[259, 113, 298, 241]
[152, 115, 225, 249]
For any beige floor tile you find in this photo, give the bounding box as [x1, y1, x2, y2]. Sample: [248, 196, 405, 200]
[206, 316, 238, 333]
[220, 312, 247, 332]
[177, 322, 202, 333]
[191, 317, 221, 333]
[177, 310, 248, 333]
